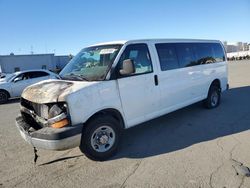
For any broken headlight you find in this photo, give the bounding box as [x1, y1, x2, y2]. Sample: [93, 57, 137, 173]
[45, 103, 69, 128]
[49, 104, 63, 119]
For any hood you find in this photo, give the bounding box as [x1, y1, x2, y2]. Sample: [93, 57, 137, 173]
[22, 79, 97, 104]
[0, 79, 7, 83]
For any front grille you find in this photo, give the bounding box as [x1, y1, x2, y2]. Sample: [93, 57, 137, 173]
[20, 97, 34, 111]
[21, 111, 42, 130]
[20, 98, 43, 117]
[20, 98, 44, 130]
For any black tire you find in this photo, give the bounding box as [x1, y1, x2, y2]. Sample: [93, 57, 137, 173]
[204, 85, 221, 109]
[0, 90, 9, 104]
[79, 115, 121, 161]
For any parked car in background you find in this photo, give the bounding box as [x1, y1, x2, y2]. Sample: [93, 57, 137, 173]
[0, 69, 59, 104]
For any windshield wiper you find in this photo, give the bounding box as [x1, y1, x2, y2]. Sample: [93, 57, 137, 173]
[61, 74, 89, 81]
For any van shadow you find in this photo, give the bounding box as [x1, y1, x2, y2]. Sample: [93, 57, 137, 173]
[112, 86, 250, 160]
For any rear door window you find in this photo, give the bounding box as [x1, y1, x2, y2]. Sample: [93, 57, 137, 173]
[212, 43, 225, 62]
[175, 43, 196, 67]
[193, 43, 215, 65]
[155, 43, 179, 71]
[28, 71, 49, 79]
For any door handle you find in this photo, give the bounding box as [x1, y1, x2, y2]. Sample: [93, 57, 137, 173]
[154, 75, 158, 86]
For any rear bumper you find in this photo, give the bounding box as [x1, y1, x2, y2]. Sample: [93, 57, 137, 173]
[15, 115, 83, 150]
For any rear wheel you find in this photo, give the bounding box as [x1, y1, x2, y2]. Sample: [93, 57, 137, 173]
[204, 85, 221, 109]
[0, 90, 9, 104]
[79, 115, 121, 161]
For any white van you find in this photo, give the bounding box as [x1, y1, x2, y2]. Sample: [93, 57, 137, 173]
[16, 39, 228, 160]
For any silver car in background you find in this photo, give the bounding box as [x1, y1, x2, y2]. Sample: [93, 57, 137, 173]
[0, 69, 59, 104]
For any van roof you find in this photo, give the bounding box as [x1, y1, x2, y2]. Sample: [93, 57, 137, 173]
[91, 39, 221, 47]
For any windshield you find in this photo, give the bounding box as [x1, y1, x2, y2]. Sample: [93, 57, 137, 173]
[60, 44, 122, 81]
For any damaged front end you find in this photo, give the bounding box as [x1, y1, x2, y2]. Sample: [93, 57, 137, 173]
[15, 81, 83, 151]
[20, 98, 69, 130]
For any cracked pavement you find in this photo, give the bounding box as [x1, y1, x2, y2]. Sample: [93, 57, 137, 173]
[1, 60, 250, 188]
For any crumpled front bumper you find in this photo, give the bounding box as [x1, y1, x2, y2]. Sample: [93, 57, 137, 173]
[15, 115, 83, 150]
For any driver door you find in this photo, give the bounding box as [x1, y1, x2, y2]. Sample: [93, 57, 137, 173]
[117, 43, 160, 127]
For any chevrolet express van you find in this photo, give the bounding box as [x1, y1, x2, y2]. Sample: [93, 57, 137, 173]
[16, 39, 228, 160]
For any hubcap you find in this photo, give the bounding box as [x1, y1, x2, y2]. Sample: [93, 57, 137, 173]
[91, 126, 115, 152]
[211, 91, 219, 106]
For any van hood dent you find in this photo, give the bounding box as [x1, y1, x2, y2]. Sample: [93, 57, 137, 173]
[21, 79, 97, 104]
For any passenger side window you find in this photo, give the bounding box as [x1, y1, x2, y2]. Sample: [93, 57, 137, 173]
[119, 44, 153, 75]
[175, 43, 196, 67]
[193, 43, 215, 65]
[155, 43, 179, 71]
[212, 43, 225, 62]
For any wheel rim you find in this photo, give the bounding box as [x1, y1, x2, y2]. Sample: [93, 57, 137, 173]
[90, 125, 115, 153]
[211, 91, 219, 107]
[0, 92, 7, 103]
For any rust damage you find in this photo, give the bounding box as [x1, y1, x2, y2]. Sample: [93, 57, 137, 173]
[22, 81, 73, 104]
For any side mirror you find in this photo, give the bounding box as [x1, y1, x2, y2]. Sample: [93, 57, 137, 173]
[119, 59, 135, 75]
[13, 77, 22, 83]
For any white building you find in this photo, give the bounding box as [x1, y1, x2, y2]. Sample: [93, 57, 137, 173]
[0, 53, 70, 73]
[243, 43, 249, 51]
[223, 41, 250, 53]
[227, 51, 250, 58]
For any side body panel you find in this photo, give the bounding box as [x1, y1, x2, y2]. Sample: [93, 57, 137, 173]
[150, 41, 228, 120]
[116, 40, 228, 128]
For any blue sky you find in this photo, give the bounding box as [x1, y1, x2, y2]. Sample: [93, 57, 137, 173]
[0, 0, 249, 55]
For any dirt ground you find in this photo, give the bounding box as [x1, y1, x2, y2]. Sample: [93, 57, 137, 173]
[1, 60, 250, 188]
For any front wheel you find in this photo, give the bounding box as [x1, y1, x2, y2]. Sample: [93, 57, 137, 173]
[79, 115, 121, 161]
[204, 85, 221, 109]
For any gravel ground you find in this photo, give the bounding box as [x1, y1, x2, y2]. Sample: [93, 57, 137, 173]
[0, 60, 250, 188]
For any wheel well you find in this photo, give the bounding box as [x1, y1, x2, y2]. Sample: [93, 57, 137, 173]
[210, 79, 221, 90]
[208, 79, 221, 94]
[85, 109, 125, 129]
[0, 89, 10, 99]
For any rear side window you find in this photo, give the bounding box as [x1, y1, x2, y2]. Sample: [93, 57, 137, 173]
[29, 71, 49, 78]
[155, 43, 179, 71]
[212, 43, 225, 62]
[175, 43, 196, 67]
[155, 42, 225, 71]
[193, 43, 215, 65]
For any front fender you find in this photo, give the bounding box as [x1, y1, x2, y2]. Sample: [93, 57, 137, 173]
[66, 81, 126, 127]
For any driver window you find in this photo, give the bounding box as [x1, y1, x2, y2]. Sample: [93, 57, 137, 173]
[14, 73, 30, 82]
[13, 73, 24, 82]
[119, 44, 153, 75]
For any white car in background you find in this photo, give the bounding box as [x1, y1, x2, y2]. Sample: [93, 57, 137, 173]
[0, 69, 59, 104]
